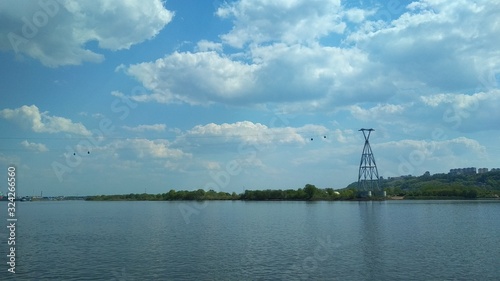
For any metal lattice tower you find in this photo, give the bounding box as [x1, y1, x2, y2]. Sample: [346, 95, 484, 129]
[357, 128, 380, 192]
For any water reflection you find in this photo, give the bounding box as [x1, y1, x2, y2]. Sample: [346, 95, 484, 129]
[358, 201, 386, 280]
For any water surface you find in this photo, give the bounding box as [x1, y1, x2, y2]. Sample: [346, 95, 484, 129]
[1, 200, 499, 280]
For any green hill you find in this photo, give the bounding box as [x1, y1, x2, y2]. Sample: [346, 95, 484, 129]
[346, 170, 500, 199]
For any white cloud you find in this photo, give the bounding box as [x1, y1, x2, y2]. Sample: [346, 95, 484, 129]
[0, 153, 20, 167]
[0, 105, 91, 136]
[91, 113, 106, 119]
[15, 0, 490, 127]
[345, 8, 375, 23]
[385, 136, 487, 157]
[216, 0, 345, 47]
[183, 121, 328, 146]
[124, 44, 375, 106]
[122, 124, 166, 132]
[116, 138, 189, 160]
[186, 121, 282, 145]
[329, 128, 357, 144]
[20, 140, 48, 152]
[196, 40, 222, 52]
[375, 136, 488, 177]
[347, 0, 500, 93]
[0, 0, 174, 67]
[83, 138, 192, 174]
[448, 137, 486, 154]
[122, 1, 499, 112]
[203, 161, 221, 171]
[249, 43, 371, 103]
[349, 103, 406, 121]
[421, 91, 492, 108]
[125, 51, 260, 105]
[418, 89, 500, 132]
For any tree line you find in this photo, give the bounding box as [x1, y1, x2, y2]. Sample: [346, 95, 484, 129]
[376, 170, 500, 199]
[239, 184, 357, 200]
[87, 189, 238, 201]
[86, 171, 500, 201]
[86, 184, 358, 201]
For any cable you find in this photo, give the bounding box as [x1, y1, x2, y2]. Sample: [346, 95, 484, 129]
[0, 133, 331, 152]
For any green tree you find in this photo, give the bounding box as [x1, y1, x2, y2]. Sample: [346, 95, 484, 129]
[304, 184, 317, 200]
[195, 189, 205, 200]
[231, 192, 239, 200]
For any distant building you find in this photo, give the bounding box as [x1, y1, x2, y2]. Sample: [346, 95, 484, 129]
[478, 168, 489, 174]
[491, 168, 500, 172]
[388, 175, 413, 180]
[449, 167, 477, 175]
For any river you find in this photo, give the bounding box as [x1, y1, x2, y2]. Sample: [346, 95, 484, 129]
[1, 200, 499, 280]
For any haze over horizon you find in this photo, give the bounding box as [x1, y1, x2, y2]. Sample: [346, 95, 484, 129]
[1, 0, 499, 196]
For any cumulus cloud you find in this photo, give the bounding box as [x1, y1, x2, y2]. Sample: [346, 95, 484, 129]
[377, 137, 486, 158]
[203, 161, 221, 171]
[216, 0, 346, 47]
[112, 138, 189, 160]
[196, 40, 222, 52]
[0, 0, 174, 67]
[119, 0, 392, 107]
[418, 89, 500, 132]
[124, 44, 376, 106]
[128, 139, 186, 159]
[121, 0, 499, 113]
[349, 103, 406, 121]
[183, 121, 328, 146]
[124, 51, 260, 105]
[20, 140, 48, 152]
[421, 91, 492, 108]
[122, 124, 166, 132]
[345, 8, 375, 23]
[0, 105, 91, 135]
[348, 0, 500, 93]
[328, 129, 358, 144]
[375, 136, 488, 177]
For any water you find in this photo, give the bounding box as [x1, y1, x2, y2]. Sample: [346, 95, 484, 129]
[1, 200, 499, 280]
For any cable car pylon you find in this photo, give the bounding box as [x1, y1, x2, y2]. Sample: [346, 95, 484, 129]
[357, 128, 385, 198]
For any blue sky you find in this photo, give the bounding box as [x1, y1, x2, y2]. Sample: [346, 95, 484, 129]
[1, 0, 499, 196]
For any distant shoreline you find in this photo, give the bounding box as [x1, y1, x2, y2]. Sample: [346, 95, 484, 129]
[84, 196, 500, 202]
[3, 196, 500, 202]
[5, 194, 498, 202]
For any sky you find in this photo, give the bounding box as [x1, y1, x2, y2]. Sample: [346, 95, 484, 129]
[1, 0, 499, 196]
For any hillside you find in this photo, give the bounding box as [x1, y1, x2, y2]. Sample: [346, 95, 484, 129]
[346, 170, 500, 199]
